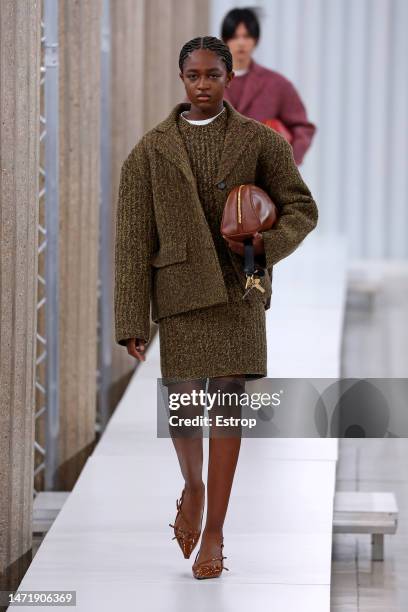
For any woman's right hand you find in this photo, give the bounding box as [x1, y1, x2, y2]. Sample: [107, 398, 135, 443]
[126, 338, 146, 362]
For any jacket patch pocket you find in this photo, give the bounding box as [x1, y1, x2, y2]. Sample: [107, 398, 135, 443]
[150, 240, 187, 268]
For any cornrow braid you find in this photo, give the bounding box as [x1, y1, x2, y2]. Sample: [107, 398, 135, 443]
[179, 36, 233, 73]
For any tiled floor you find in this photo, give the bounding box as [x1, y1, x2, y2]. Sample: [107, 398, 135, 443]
[332, 266, 408, 611]
[333, 441, 408, 612]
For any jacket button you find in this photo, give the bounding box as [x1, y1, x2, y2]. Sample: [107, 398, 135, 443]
[217, 180, 226, 190]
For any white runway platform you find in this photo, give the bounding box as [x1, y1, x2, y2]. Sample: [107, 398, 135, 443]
[13, 234, 346, 611]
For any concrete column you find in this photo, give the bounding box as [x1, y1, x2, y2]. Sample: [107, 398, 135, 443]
[0, 0, 41, 590]
[110, 0, 209, 399]
[110, 0, 147, 400]
[57, 0, 102, 488]
[144, 0, 210, 129]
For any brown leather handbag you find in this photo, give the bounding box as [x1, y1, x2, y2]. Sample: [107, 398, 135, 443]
[220, 184, 278, 297]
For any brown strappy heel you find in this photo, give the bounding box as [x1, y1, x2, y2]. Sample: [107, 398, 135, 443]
[192, 540, 229, 579]
[169, 488, 204, 559]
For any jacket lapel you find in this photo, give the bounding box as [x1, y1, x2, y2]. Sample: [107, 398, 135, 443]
[235, 60, 265, 116]
[152, 106, 197, 187]
[152, 99, 258, 188]
[213, 103, 258, 184]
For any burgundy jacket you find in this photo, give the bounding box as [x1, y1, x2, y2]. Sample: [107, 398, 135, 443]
[223, 60, 316, 165]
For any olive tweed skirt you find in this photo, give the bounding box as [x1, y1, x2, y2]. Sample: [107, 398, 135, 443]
[158, 298, 267, 386]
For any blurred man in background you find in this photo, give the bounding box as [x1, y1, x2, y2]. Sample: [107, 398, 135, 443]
[221, 7, 316, 165]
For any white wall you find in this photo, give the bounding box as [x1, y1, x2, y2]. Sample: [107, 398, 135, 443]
[210, 0, 408, 259]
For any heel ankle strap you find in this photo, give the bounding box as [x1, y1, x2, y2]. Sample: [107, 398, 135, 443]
[172, 490, 203, 533]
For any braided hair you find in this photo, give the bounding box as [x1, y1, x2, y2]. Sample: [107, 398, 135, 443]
[178, 36, 233, 73]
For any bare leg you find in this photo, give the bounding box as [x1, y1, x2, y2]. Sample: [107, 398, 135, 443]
[194, 375, 245, 566]
[166, 378, 207, 538]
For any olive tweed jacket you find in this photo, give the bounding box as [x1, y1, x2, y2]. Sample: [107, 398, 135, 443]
[114, 99, 318, 346]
